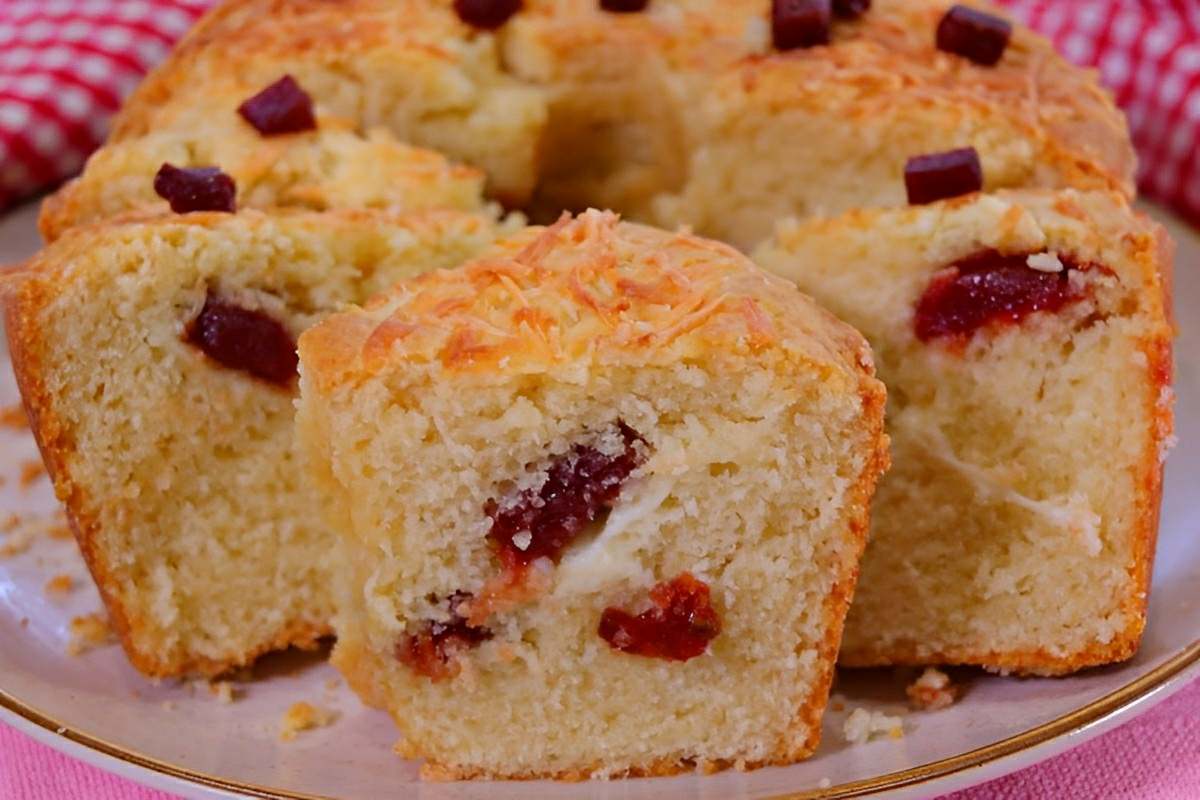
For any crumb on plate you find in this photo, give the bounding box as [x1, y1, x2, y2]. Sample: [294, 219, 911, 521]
[1, 512, 72, 558]
[280, 701, 338, 741]
[843, 707, 904, 745]
[210, 681, 238, 704]
[906, 667, 959, 711]
[67, 612, 115, 656]
[19, 459, 46, 488]
[44, 573, 74, 596]
[0, 404, 28, 430]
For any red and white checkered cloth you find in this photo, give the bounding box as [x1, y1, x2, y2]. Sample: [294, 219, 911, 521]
[0, 0, 1197, 221]
[0, 1, 208, 208]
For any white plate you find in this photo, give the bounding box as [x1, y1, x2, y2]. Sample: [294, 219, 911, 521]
[1, 201, 1197, 800]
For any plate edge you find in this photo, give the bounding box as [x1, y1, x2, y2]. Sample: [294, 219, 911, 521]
[1, 640, 1197, 800]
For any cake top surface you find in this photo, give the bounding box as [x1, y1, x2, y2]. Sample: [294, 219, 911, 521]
[757, 188, 1174, 353]
[5, 207, 502, 309]
[110, 0, 1132, 197]
[299, 210, 877, 389]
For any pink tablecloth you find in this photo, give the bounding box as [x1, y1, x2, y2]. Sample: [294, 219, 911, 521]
[2, 676, 1199, 798]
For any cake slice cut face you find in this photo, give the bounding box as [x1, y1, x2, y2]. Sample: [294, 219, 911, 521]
[754, 189, 1174, 675]
[297, 210, 889, 778]
[2, 209, 507, 677]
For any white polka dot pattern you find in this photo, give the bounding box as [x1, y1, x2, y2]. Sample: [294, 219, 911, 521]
[0, 0, 1195, 225]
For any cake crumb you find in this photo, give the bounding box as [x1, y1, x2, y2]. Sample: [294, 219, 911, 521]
[209, 681, 238, 704]
[47, 519, 73, 540]
[1, 512, 72, 558]
[0, 404, 27, 430]
[20, 617, 29, 629]
[906, 667, 959, 711]
[161, 700, 177, 712]
[67, 613, 115, 656]
[44, 574, 75, 596]
[324, 677, 340, 691]
[280, 702, 337, 741]
[19, 460, 46, 488]
[1, 522, 36, 559]
[843, 707, 903, 744]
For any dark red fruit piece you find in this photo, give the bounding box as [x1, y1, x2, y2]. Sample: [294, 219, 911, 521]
[454, 0, 522, 29]
[832, 0, 869, 18]
[598, 573, 721, 661]
[601, 0, 649, 11]
[914, 250, 1086, 341]
[936, 4, 1012, 66]
[237, 75, 316, 136]
[185, 292, 298, 386]
[485, 422, 644, 571]
[153, 164, 236, 214]
[396, 593, 492, 681]
[772, 0, 831, 50]
[904, 147, 983, 205]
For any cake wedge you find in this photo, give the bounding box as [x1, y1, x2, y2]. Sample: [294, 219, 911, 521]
[296, 210, 889, 778]
[755, 189, 1174, 675]
[3, 208, 507, 677]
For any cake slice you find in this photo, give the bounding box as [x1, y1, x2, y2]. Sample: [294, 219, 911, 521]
[40, 119, 488, 242]
[3, 208, 508, 677]
[296, 210, 888, 778]
[754, 189, 1174, 675]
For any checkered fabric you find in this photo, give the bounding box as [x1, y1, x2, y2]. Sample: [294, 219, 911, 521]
[998, 0, 1200, 222]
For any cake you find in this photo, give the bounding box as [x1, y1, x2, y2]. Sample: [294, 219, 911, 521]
[754, 188, 1174, 674]
[14, 0, 1170, 700]
[39, 122, 488, 243]
[3, 208, 508, 676]
[295, 210, 889, 777]
[44, 0, 1132, 250]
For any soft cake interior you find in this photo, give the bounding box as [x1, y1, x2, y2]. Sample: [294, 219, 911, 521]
[754, 190, 1173, 674]
[301, 353, 880, 776]
[6, 210, 503, 676]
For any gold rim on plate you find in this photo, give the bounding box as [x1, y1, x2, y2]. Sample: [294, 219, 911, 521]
[2, 640, 1198, 800]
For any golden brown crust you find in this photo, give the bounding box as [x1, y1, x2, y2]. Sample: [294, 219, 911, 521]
[48, 0, 1134, 244]
[37, 132, 486, 244]
[302, 210, 878, 397]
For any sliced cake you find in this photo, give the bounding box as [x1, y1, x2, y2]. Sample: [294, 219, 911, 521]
[3, 208, 509, 677]
[296, 210, 889, 777]
[754, 188, 1174, 674]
